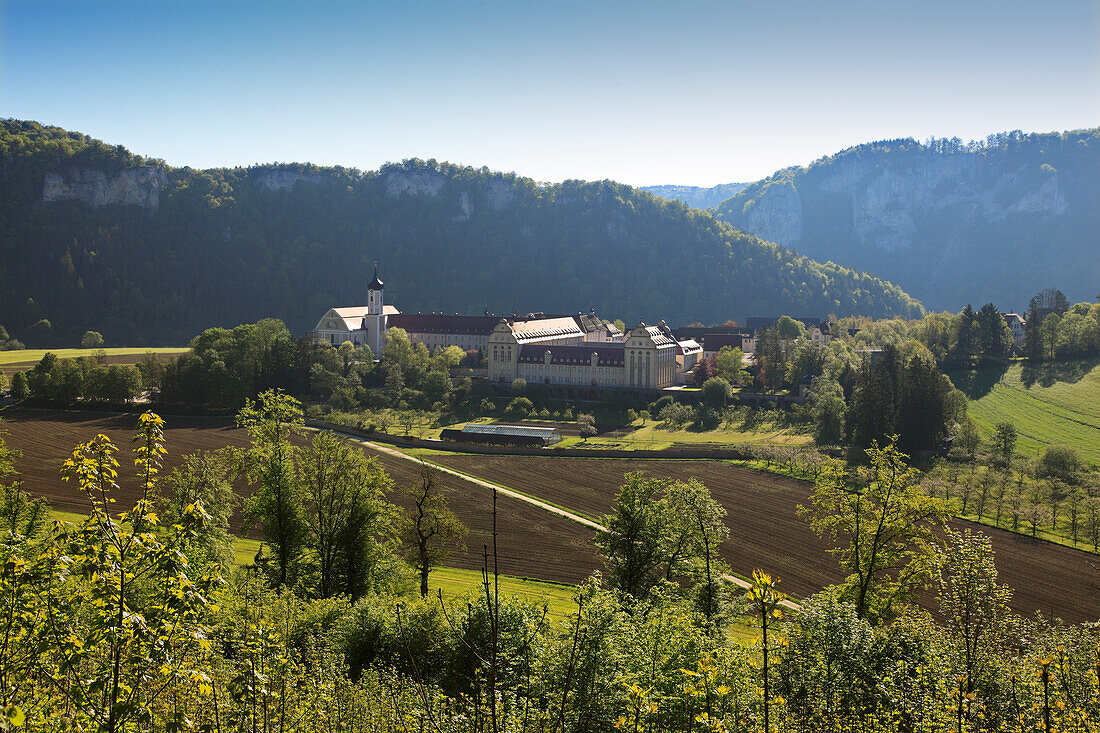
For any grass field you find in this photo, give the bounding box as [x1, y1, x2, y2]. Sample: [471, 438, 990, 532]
[948, 359, 1100, 465]
[568, 420, 812, 450]
[0, 347, 187, 377]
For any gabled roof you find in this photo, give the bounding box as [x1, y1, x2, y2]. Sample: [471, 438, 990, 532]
[676, 339, 702, 355]
[509, 317, 586, 343]
[388, 314, 499, 335]
[701, 333, 748, 351]
[517, 344, 625, 367]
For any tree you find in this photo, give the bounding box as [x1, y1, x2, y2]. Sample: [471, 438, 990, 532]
[976, 303, 1012, 356]
[594, 472, 668, 599]
[399, 462, 467, 597]
[158, 448, 240, 569]
[785, 340, 828, 387]
[511, 378, 527, 394]
[504, 397, 533, 418]
[300, 430, 396, 599]
[956, 416, 981, 460]
[24, 318, 51, 346]
[237, 389, 306, 587]
[692, 355, 717, 385]
[422, 369, 453, 404]
[807, 377, 846, 445]
[953, 304, 978, 361]
[714, 346, 745, 385]
[746, 570, 786, 733]
[595, 473, 729, 606]
[775, 316, 805, 340]
[896, 353, 954, 453]
[990, 422, 1017, 466]
[936, 529, 1011, 706]
[660, 478, 729, 619]
[799, 439, 949, 622]
[1036, 444, 1083, 485]
[577, 412, 597, 441]
[80, 330, 105, 348]
[701, 376, 731, 409]
[757, 328, 786, 390]
[9, 371, 27, 400]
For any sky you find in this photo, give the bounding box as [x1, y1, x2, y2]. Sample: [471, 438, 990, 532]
[2, 0, 1098, 186]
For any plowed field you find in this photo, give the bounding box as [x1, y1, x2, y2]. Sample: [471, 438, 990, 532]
[431, 455, 1100, 624]
[0, 409, 599, 585]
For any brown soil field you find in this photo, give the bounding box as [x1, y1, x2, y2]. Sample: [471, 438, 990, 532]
[431, 455, 1100, 624]
[0, 408, 599, 585]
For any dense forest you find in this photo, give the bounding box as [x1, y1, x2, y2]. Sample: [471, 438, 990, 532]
[0, 119, 922, 346]
[712, 129, 1100, 311]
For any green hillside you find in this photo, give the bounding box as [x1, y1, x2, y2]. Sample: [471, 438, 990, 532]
[0, 119, 922, 346]
[949, 359, 1100, 464]
[714, 130, 1100, 311]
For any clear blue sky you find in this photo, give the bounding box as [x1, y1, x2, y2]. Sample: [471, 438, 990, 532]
[3, 0, 1097, 186]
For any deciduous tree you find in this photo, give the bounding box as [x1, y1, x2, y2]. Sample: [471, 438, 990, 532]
[238, 389, 306, 586]
[399, 462, 466, 597]
[799, 439, 949, 622]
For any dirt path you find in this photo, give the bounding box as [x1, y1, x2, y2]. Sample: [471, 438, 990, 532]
[362, 440, 604, 531]
[345, 435, 799, 609]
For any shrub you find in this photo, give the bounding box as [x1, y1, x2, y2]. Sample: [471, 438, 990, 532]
[505, 397, 533, 418]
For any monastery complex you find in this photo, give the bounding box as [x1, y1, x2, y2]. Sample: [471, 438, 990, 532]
[312, 267, 704, 390]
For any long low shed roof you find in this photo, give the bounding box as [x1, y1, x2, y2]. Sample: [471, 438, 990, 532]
[461, 424, 562, 439]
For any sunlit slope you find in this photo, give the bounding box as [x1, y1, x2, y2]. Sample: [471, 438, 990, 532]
[953, 360, 1100, 464]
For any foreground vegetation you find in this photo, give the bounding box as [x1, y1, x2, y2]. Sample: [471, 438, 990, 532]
[3, 404, 1100, 732]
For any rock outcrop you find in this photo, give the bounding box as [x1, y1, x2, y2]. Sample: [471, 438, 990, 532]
[713, 132, 1097, 310]
[42, 166, 167, 209]
[255, 169, 333, 192]
[732, 155, 1068, 253]
[383, 169, 444, 197]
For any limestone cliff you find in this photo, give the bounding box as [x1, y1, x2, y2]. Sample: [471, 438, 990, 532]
[714, 131, 1098, 310]
[254, 169, 334, 191]
[42, 166, 167, 209]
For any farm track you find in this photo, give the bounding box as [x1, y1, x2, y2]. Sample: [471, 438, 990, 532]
[430, 455, 1100, 624]
[0, 408, 600, 586]
[4, 408, 1098, 622]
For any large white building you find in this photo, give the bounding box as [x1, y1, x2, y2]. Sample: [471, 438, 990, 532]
[313, 268, 690, 391]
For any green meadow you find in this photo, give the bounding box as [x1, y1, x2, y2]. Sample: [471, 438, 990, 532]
[949, 359, 1100, 465]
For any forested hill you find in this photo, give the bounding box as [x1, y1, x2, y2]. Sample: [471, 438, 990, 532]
[0, 120, 922, 346]
[712, 129, 1100, 312]
[640, 182, 748, 209]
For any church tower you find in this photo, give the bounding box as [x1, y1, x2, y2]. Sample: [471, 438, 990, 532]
[365, 263, 387, 358]
[367, 262, 384, 315]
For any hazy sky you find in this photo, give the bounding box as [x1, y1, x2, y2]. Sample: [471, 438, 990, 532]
[3, 0, 1098, 186]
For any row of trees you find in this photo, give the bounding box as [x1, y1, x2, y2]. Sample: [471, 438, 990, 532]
[843, 290, 1100, 367]
[1024, 289, 1100, 361]
[11, 351, 143, 404]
